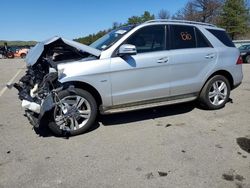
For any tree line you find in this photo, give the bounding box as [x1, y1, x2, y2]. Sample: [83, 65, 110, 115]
[75, 0, 250, 45]
[0, 40, 37, 47]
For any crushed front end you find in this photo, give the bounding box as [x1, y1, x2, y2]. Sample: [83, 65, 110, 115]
[9, 37, 101, 134]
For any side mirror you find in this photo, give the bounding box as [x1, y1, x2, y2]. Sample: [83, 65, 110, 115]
[118, 44, 137, 56]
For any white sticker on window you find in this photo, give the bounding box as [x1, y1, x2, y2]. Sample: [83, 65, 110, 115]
[115, 30, 127, 35]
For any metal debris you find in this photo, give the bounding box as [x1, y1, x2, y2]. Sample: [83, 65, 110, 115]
[158, 171, 168, 177]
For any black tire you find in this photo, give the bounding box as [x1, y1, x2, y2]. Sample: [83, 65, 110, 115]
[7, 52, 14, 59]
[245, 55, 250, 64]
[48, 88, 97, 136]
[199, 75, 230, 110]
[20, 53, 26, 58]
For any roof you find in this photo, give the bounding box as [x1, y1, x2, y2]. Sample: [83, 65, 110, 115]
[143, 19, 217, 28]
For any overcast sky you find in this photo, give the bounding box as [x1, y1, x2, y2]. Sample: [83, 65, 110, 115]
[1, 0, 188, 41]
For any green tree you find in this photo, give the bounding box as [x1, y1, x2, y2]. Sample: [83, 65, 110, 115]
[141, 11, 155, 22]
[219, 0, 249, 39]
[128, 16, 142, 24]
[75, 30, 108, 45]
[75, 11, 155, 45]
[127, 11, 155, 24]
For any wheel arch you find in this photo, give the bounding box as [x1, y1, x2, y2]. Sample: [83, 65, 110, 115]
[202, 70, 234, 92]
[62, 81, 103, 107]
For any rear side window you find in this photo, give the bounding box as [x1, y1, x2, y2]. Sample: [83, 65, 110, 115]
[171, 25, 196, 49]
[207, 29, 235, 47]
[170, 25, 211, 49]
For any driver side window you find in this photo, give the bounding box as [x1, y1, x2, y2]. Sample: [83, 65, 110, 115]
[126, 25, 165, 53]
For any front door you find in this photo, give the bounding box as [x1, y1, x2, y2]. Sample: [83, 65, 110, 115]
[110, 25, 172, 105]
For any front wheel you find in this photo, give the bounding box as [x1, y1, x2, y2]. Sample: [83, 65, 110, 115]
[199, 75, 230, 110]
[20, 53, 26, 58]
[48, 88, 97, 136]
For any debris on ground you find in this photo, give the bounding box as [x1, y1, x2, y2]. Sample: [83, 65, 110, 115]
[235, 182, 243, 188]
[222, 169, 235, 181]
[156, 122, 185, 127]
[235, 174, 245, 182]
[215, 144, 223, 149]
[165, 124, 172, 128]
[158, 171, 168, 177]
[136, 167, 142, 172]
[222, 173, 234, 181]
[237, 137, 250, 153]
[222, 169, 245, 183]
[145, 172, 154, 179]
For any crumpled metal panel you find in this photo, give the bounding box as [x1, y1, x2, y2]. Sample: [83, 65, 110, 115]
[25, 36, 101, 66]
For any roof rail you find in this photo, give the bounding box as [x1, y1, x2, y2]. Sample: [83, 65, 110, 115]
[144, 19, 216, 27]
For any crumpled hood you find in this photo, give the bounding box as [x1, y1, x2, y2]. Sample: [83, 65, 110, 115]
[26, 36, 101, 66]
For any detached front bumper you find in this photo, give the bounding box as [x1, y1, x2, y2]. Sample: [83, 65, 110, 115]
[21, 94, 55, 128]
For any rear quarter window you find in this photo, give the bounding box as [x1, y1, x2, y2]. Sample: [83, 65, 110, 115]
[207, 29, 235, 47]
[195, 28, 212, 48]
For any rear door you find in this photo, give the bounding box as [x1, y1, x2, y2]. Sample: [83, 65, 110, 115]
[169, 25, 217, 96]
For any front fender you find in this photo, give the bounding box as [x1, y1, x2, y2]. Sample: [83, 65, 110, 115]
[57, 58, 112, 107]
[59, 76, 112, 107]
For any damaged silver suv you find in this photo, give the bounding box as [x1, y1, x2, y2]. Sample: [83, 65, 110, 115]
[11, 20, 243, 136]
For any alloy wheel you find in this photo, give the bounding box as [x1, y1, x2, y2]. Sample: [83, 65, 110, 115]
[208, 80, 228, 106]
[54, 95, 91, 131]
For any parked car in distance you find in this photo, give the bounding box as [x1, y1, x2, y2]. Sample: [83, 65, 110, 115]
[14, 48, 29, 58]
[0, 47, 14, 58]
[238, 44, 250, 63]
[13, 20, 243, 136]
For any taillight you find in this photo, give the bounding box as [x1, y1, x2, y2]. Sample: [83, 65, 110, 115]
[236, 56, 243, 65]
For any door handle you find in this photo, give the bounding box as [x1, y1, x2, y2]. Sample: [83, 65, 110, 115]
[205, 54, 215, 59]
[157, 57, 169, 64]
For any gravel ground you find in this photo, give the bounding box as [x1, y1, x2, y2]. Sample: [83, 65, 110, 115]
[0, 59, 249, 188]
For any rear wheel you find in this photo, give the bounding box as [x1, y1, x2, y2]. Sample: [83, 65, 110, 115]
[199, 75, 230, 110]
[48, 88, 97, 136]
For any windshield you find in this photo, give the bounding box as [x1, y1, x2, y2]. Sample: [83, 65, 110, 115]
[90, 26, 134, 50]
